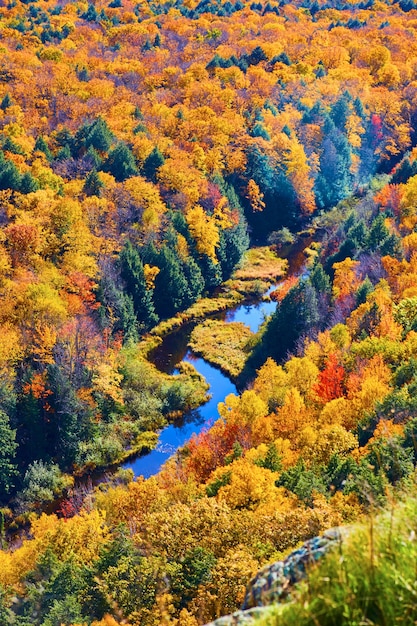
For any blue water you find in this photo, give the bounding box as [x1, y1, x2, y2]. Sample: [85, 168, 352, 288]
[225, 297, 276, 332]
[122, 354, 237, 478]
[122, 236, 314, 479]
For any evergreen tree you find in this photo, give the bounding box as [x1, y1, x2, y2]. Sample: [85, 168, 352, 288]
[97, 274, 139, 342]
[46, 364, 90, 469]
[19, 171, 39, 194]
[182, 256, 205, 305]
[0, 153, 21, 191]
[85, 117, 113, 153]
[142, 147, 165, 182]
[250, 279, 320, 368]
[198, 253, 223, 291]
[356, 276, 374, 306]
[309, 262, 331, 295]
[81, 3, 98, 21]
[120, 241, 158, 330]
[367, 213, 390, 251]
[34, 136, 53, 161]
[0, 93, 12, 110]
[56, 144, 72, 161]
[217, 216, 249, 279]
[152, 246, 189, 318]
[330, 92, 351, 131]
[103, 143, 138, 181]
[0, 411, 17, 501]
[315, 129, 352, 208]
[86, 145, 103, 169]
[83, 169, 103, 197]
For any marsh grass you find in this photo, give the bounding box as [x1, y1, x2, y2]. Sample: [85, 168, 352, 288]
[150, 292, 244, 337]
[233, 247, 288, 281]
[147, 247, 287, 339]
[189, 319, 254, 379]
[258, 487, 417, 626]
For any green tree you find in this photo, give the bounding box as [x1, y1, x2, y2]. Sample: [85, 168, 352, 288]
[85, 117, 114, 153]
[0, 153, 21, 191]
[0, 93, 12, 111]
[103, 143, 138, 181]
[153, 246, 189, 318]
[120, 241, 158, 330]
[142, 146, 165, 182]
[83, 169, 103, 197]
[0, 411, 17, 501]
[20, 171, 39, 194]
[34, 136, 53, 161]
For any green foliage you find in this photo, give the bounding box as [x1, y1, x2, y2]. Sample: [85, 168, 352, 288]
[0, 93, 12, 110]
[169, 546, 217, 608]
[0, 411, 17, 501]
[83, 168, 103, 196]
[261, 493, 417, 626]
[34, 136, 53, 161]
[120, 241, 158, 330]
[206, 470, 232, 497]
[85, 117, 113, 153]
[18, 461, 68, 509]
[142, 146, 165, 182]
[103, 142, 138, 181]
[276, 461, 327, 506]
[256, 443, 282, 472]
[247, 278, 319, 372]
[19, 171, 39, 193]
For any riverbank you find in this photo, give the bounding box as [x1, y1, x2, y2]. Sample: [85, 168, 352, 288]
[3, 236, 309, 535]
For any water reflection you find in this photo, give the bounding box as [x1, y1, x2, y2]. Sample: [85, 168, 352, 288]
[123, 234, 315, 478]
[122, 355, 237, 478]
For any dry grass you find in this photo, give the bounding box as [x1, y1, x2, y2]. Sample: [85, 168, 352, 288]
[233, 247, 288, 281]
[188, 319, 254, 379]
[148, 247, 287, 340]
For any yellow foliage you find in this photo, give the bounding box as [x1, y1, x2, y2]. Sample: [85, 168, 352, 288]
[253, 357, 288, 410]
[186, 204, 219, 261]
[217, 458, 285, 510]
[285, 356, 319, 399]
[311, 424, 358, 464]
[332, 257, 360, 300]
[319, 397, 352, 428]
[272, 388, 312, 442]
[143, 263, 160, 289]
[218, 390, 268, 427]
[247, 179, 265, 212]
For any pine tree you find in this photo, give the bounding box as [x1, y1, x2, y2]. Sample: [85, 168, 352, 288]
[20, 171, 39, 194]
[103, 143, 138, 181]
[34, 136, 53, 161]
[86, 117, 113, 153]
[83, 169, 104, 197]
[142, 147, 165, 183]
[120, 242, 158, 330]
[153, 246, 189, 318]
[0, 93, 12, 111]
[0, 411, 17, 501]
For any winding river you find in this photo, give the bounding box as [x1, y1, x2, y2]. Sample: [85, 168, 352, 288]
[122, 235, 313, 479]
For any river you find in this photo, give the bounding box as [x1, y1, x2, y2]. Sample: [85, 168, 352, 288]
[122, 234, 313, 479]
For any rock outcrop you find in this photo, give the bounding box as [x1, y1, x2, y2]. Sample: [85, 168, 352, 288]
[205, 527, 343, 626]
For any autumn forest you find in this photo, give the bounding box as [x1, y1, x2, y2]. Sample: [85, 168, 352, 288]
[1, 0, 417, 623]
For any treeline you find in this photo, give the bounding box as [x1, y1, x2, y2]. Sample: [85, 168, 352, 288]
[4, 156, 417, 624]
[0, 0, 416, 565]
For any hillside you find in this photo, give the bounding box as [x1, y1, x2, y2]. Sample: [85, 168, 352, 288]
[1, 0, 417, 623]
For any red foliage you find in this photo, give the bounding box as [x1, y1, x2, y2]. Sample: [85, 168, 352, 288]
[374, 184, 402, 218]
[314, 353, 345, 403]
[185, 419, 251, 481]
[370, 113, 383, 147]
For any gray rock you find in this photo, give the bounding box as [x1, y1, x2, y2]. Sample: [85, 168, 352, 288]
[204, 527, 344, 626]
